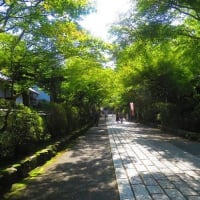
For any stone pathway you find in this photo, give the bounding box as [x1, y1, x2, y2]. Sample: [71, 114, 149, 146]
[107, 115, 200, 200]
[3, 119, 119, 200]
[4, 115, 200, 200]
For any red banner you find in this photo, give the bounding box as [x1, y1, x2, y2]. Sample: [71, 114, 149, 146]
[130, 102, 134, 116]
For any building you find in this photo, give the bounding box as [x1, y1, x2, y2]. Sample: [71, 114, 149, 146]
[0, 72, 50, 106]
[0, 73, 11, 99]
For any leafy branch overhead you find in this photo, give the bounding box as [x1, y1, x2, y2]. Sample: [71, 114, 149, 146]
[1, 0, 200, 133]
[0, 0, 115, 108]
[110, 0, 200, 131]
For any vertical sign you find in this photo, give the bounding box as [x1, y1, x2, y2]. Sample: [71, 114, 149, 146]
[130, 102, 134, 116]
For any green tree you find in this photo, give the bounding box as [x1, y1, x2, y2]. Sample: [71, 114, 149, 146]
[0, 33, 35, 99]
[0, 0, 93, 102]
[61, 56, 117, 110]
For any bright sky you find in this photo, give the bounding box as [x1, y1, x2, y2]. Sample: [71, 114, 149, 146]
[80, 0, 131, 41]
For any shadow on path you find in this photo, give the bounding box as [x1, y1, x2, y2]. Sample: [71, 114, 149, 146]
[111, 120, 200, 171]
[4, 119, 119, 200]
[108, 117, 200, 199]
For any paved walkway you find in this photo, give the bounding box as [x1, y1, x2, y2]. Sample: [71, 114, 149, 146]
[4, 115, 200, 200]
[4, 118, 119, 200]
[107, 115, 200, 200]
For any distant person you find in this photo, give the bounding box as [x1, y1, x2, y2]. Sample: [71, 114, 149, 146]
[116, 112, 120, 122]
[93, 110, 99, 126]
[119, 112, 123, 123]
[104, 109, 108, 121]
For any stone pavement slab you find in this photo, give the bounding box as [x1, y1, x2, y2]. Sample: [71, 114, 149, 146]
[4, 115, 200, 200]
[107, 115, 200, 200]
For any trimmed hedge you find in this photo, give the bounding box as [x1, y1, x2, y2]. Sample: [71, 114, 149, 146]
[0, 105, 45, 160]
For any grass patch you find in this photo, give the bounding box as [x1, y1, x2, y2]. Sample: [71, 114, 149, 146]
[3, 182, 27, 199]
[3, 149, 69, 199]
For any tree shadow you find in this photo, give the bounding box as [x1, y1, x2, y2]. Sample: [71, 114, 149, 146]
[110, 121, 200, 175]
[116, 168, 200, 199]
[4, 121, 119, 200]
[110, 142, 200, 199]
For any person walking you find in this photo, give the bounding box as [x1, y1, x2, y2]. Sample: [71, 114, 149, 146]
[104, 109, 108, 122]
[94, 110, 100, 126]
[119, 112, 123, 123]
[116, 112, 120, 123]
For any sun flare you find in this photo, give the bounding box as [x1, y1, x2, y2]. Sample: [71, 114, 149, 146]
[80, 0, 131, 41]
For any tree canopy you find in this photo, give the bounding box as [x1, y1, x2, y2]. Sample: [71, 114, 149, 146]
[0, 0, 200, 133]
[110, 0, 200, 131]
[0, 0, 117, 110]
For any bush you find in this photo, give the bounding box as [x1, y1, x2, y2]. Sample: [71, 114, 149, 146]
[142, 103, 160, 123]
[0, 98, 10, 109]
[8, 105, 44, 141]
[0, 105, 44, 160]
[65, 105, 80, 131]
[140, 102, 180, 128]
[0, 99, 11, 130]
[46, 103, 90, 138]
[185, 103, 200, 132]
[155, 102, 180, 127]
[46, 103, 68, 138]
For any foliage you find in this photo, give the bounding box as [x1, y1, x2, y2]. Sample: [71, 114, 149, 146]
[0, 106, 44, 160]
[64, 104, 80, 131]
[61, 56, 118, 110]
[46, 102, 88, 138]
[0, 0, 91, 33]
[0, 99, 11, 131]
[0, 0, 119, 163]
[46, 103, 68, 138]
[0, 98, 10, 109]
[1, 0, 200, 165]
[135, 0, 200, 23]
[0, 0, 93, 103]
[0, 33, 37, 99]
[112, 4, 200, 132]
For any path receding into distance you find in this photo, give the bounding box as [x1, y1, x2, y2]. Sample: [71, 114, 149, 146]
[4, 115, 200, 200]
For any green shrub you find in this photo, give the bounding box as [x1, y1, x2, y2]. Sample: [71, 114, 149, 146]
[0, 105, 44, 159]
[142, 103, 159, 123]
[0, 98, 10, 109]
[186, 103, 200, 132]
[65, 105, 80, 131]
[0, 99, 11, 129]
[46, 103, 68, 138]
[46, 103, 90, 138]
[156, 102, 179, 127]
[7, 105, 44, 141]
[140, 102, 180, 128]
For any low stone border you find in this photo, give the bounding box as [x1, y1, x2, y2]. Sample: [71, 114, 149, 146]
[0, 124, 91, 195]
[133, 120, 200, 142]
[160, 125, 200, 142]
